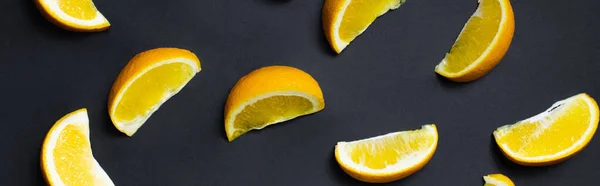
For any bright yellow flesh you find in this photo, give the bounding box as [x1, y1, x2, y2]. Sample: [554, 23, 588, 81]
[114, 63, 195, 122]
[497, 97, 592, 157]
[483, 174, 514, 186]
[59, 0, 98, 20]
[339, 0, 404, 42]
[345, 128, 436, 169]
[231, 95, 314, 139]
[442, 0, 501, 73]
[53, 124, 94, 185]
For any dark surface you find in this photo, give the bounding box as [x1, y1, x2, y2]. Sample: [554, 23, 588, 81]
[1, 0, 599, 185]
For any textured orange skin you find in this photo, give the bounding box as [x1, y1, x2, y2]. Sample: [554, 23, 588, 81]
[494, 93, 599, 166]
[34, 0, 110, 32]
[108, 48, 201, 135]
[40, 108, 88, 186]
[436, 0, 515, 82]
[224, 66, 325, 141]
[334, 125, 438, 183]
[321, 0, 346, 54]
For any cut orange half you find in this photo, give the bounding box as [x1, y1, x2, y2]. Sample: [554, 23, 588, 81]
[493, 93, 599, 166]
[335, 124, 438, 183]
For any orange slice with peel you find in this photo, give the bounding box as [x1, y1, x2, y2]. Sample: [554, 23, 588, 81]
[493, 93, 599, 166]
[41, 109, 114, 186]
[108, 48, 201, 136]
[483, 174, 515, 186]
[334, 124, 438, 183]
[435, 0, 514, 82]
[322, 0, 406, 53]
[35, 0, 110, 32]
[224, 66, 325, 141]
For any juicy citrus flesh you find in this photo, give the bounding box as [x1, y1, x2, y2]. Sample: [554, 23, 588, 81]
[494, 93, 599, 165]
[335, 125, 437, 183]
[339, 0, 404, 42]
[114, 62, 196, 123]
[441, 0, 502, 73]
[230, 95, 314, 139]
[483, 174, 514, 186]
[59, 0, 98, 20]
[53, 124, 94, 185]
[346, 127, 436, 170]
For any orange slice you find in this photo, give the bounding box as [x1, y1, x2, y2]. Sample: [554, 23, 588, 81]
[108, 48, 201, 136]
[322, 0, 406, 53]
[35, 0, 110, 32]
[494, 93, 599, 166]
[335, 124, 438, 183]
[224, 66, 325, 141]
[435, 0, 514, 82]
[41, 109, 114, 185]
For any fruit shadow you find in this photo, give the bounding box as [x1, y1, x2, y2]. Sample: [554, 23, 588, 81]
[20, 0, 102, 39]
[488, 135, 564, 176]
[327, 151, 415, 186]
[97, 105, 129, 137]
[435, 73, 475, 90]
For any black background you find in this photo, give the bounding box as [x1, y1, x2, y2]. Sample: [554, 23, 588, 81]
[1, 0, 599, 185]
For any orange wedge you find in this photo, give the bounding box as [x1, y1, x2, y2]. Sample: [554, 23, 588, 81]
[335, 124, 438, 183]
[108, 48, 201, 136]
[224, 66, 325, 141]
[322, 0, 406, 53]
[35, 0, 110, 32]
[435, 0, 514, 82]
[494, 93, 599, 166]
[41, 109, 114, 185]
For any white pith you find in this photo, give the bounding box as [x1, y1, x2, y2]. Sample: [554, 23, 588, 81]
[436, 0, 510, 75]
[40, 0, 108, 26]
[336, 125, 437, 174]
[110, 58, 201, 136]
[330, 0, 352, 51]
[495, 94, 598, 161]
[42, 109, 114, 186]
[226, 91, 323, 137]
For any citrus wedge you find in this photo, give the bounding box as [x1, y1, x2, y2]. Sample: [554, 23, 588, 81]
[435, 0, 514, 82]
[483, 174, 514, 186]
[41, 109, 114, 186]
[224, 66, 325, 141]
[322, 0, 406, 53]
[493, 93, 599, 166]
[35, 0, 110, 32]
[108, 48, 201, 136]
[334, 124, 438, 183]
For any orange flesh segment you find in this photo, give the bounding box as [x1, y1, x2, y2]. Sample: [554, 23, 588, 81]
[59, 0, 98, 20]
[53, 124, 94, 185]
[346, 130, 436, 169]
[339, 0, 404, 42]
[498, 99, 591, 157]
[442, 0, 501, 73]
[114, 62, 195, 122]
[231, 95, 313, 139]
